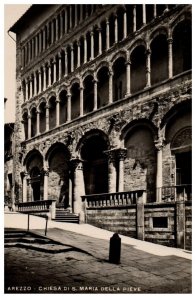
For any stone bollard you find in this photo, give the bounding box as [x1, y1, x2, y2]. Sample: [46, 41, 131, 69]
[109, 233, 121, 264]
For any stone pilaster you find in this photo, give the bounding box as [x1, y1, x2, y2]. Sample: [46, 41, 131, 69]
[168, 38, 173, 79]
[155, 139, 164, 202]
[43, 168, 49, 200]
[146, 49, 151, 88]
[117, 148, 127, 192]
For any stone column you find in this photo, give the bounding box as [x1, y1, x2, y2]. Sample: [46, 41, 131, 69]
[23, 172, 28, 202]
[84, 35, 87, 63]
[28, 115, 31, 139]
[58, 55, 62, 80]
[43, 29, 46, 50]
[109, 68, 113, 104]
[176, 200, 185, 249]
[123, 9, 127, 39]
[25, 79, 28, 101]
[46, 105, 49, 131]
[70, 44, 74, 72]
[93, 79, 98, 111]
[70, 6, 72, 29]
[125, 60, 131, 97]
[146, 49, 151, 88]
[38, 70, 42, 93]
[90, 30, 94, 60]
[155, 140, 164, 202]
[77, 41, 81, 67]
[114, 14, 118, 43]
[105, 150, 117, 193]
[43, 66, 46, 90]
[49, 63, 52, 86]
[67, 91, 71, 122]
[142, 4, 146, 25]
[71, 158, 85, 219]
[64, 48, 68, 76]
[137, 194, 144, 240]
[117, 148, 127, 192]
[98, 27, 102, 55]
[75, 5, 78, 27]
[133, 5, 136, 32]
[168, 38, 173, 79]
[53, 60, 57, 82]
[34, 72, 37, 95]
[80, 85, 84, 117]
[43, 168, 49, 200]
[30, 78, 33, 99]
[153, 5, 157, 18]
[56, 98, 60, 127]
[36, 110, 40, 135]
[106, 18, 110, 50]
[56, 16, 58, 41]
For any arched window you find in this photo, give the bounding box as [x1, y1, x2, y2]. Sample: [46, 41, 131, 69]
[83, 75, 94, 114]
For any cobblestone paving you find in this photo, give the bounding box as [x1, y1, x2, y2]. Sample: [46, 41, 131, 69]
[4, 228, 192, 294]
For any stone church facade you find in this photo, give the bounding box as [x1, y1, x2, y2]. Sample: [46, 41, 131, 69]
[10, 4, 191, 249]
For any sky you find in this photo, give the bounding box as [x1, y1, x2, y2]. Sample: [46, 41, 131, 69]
[4, 4, 31, 123]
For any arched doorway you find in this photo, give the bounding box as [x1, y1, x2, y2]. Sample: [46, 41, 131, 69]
[30, 166, 42, 201]
[80, 132, 109, 195]
[124, 123, 157, 202]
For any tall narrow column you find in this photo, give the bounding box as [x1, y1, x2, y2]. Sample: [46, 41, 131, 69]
[123, 9, 127, 39]
[75, 5, 78, 27]
[114, 14, 118, 43]
[58, 55, 62, 80]
[79, 85, 84, 117]
[90, 30, 94, 60]
[28, 115, 31, 139]
[70, 44, 74, 72]
[43, 66, 46, 90]
[142, 4, 146, 25]
[168, 38, 173, 79]
[109, 68, 113, 104]
[30, 78, 33, 99]
[70, 6, 72, 29]
[22, 172, 28, 202]
[93, 79, 98, 111]
[98, 27, 102, 55]
[25, 79, 28, 100]
[53, 59, 57, 82]
[84, 36, 87, 63]
[117, 149, 127, 192]
[64, 48, 68, 76]
[56, 98, 60, 127]
[38, 70, 42, 93]
[43, 168, 49, 200]
[106, 18, 110, 50]
[71, 158, 85, 218]
[64, 8, 68, 33]
[133, 5, 136, 32]
[36, 110, 40, 135]
[153, 4, 157, 18]
[46, 105, 49, 131]
[146, 49, 151, 88]
[34, 72, 37, 96]
[105, 150, 117, 193]
[56, 17, 58, 41]
[155, 140, 163, 202]
[125, 61, 131, 97]
[77, 41, 81, 67]
[43, 29, 46, 50]
[67, 90, 71, 122]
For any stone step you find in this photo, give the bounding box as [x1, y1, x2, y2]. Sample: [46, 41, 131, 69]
[5, 242, 74, 253]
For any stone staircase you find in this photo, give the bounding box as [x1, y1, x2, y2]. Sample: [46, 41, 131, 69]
[53, 209, 79, 223]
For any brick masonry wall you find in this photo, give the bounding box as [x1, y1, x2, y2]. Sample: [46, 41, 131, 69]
[86, 206, 137, 238]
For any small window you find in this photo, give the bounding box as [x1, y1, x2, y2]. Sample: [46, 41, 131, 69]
[153, 217, 168, 228]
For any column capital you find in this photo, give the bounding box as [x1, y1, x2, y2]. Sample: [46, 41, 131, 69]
[154, 138, 165, 150]
[43, 168, 50, 176]
[70, 158, 84, 171]
[116, 148, 127, 161]
[90, 31, 94, 36]
[77, 40, 81, 47]
[167, 37, 173, 44]
[104, 149, 117, 162]
[145, 48, 151, 55]
[108, 69, 114, 76]
[125, 60, 131, 66]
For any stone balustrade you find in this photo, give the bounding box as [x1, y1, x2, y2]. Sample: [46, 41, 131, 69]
[158, 185, 192, 202]
[15, 199, 56, 219]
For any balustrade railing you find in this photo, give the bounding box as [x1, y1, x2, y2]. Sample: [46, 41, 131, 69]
[82, 190, 146, 208]
[159, 185, 192, 202]
[15, 200, 56, 219]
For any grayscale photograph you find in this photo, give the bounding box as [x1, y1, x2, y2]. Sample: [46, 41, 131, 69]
[4, 2, 192, 294]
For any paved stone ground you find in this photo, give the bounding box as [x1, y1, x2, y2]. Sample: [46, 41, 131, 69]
[4, 227, 192, 294]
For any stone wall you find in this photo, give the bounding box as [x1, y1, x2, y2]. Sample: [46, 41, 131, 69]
[185, 202, 192, 250]
[86, 206, 137, 238]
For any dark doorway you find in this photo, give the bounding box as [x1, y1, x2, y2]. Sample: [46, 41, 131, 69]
[176, 152, 192, 185]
